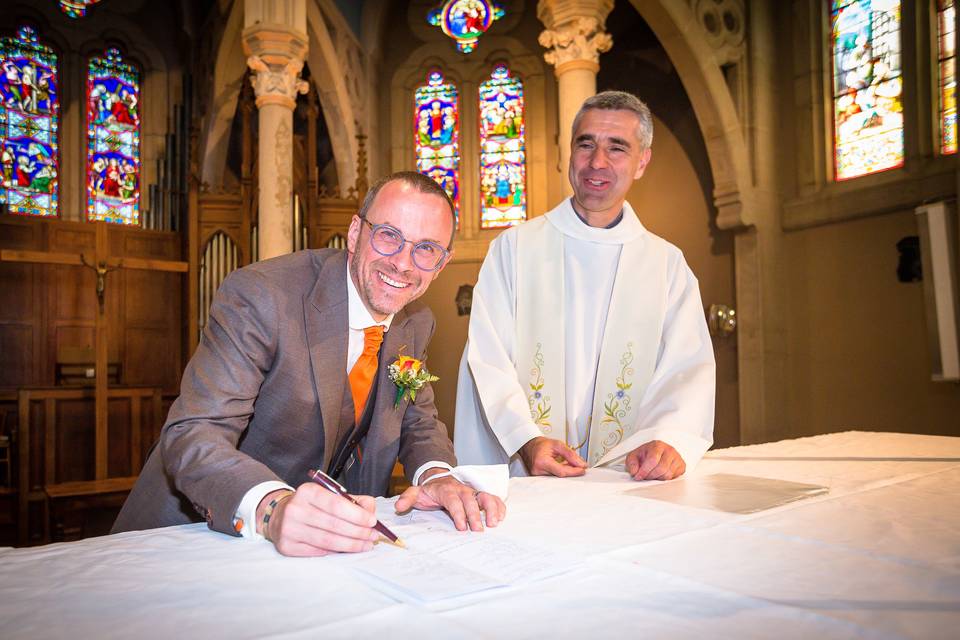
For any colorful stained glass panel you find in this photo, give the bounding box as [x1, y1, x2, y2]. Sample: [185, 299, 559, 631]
[59, 0, 104, 19]
[87, 48, 140, 225]
[414, 70, 460, 220]
[938, 0, 956, 154]
[478, 64, 525, 228]
[0, 25, 59, 217]
[427, 0, 505, 54]
[830, 0, 904, 180]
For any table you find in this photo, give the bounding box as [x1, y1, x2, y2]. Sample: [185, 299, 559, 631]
[1, 431, 958, 639]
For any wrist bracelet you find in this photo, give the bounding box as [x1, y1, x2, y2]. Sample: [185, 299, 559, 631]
[262, 490, 294, 542]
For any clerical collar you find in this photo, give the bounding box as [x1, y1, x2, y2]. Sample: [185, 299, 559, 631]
[547, 198, 646, 245]
[346, 271, 393, 332]
[572, 203, 624, 229]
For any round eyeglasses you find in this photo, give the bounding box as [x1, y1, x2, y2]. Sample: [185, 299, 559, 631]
[360, 219, 449, 272]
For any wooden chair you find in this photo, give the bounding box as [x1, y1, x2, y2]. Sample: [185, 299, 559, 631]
[17, 387, 162, 544]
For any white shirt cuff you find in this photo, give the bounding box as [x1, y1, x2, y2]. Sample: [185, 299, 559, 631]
[422, 464, 510, 500]
[411, 460, 454, 486]
[234, 480, 294, 539]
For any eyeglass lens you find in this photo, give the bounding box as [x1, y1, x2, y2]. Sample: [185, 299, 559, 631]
[369, 224, 445, 270]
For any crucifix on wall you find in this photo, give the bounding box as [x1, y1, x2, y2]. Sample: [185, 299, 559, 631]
[0, 220, 187, 480]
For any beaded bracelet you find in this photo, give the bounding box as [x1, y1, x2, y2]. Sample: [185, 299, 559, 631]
[261, 491, 294, 542]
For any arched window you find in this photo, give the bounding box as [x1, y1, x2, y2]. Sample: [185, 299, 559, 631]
[0, 25, 59, 218]
[830, 0, 904, 180]
[478, 63, 526, 228]
[86, 47, 141, 225]
[937, 0, 956, 154]
[414, 69, 460, 219]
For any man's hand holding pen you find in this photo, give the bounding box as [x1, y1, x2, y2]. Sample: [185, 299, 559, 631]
[257, 484, 379, 557]
[257, 469, 507, 556]
[394, 469, 506, 532]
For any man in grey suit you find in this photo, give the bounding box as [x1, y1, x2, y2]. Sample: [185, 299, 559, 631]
[114, 171, 505, 556]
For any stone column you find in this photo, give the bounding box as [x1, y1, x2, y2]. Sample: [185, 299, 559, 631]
[537, 0, 613, 195]
[242, 3, 308, 260]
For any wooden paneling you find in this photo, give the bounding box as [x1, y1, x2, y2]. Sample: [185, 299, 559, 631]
[50, 229, 95, 255]
[0, 326, 33, 387]
[124, 328, 177, 390]
[0, 262, 34, 321]
[55, 326, 97, 358]
[120, 232, 180, 260]
[53, 265, 97, 321]
[0, 219, 39, 248]
[54, 399, 96, 484]
[107, 397, 131, 477]
[124, 269, 171, 326]
[2, 214, 185, 544]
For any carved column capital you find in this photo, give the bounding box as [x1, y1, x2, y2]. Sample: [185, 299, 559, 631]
[242, 26, 309, 110]
[538, 15, 613, 74]
[245, 55, 309, 109]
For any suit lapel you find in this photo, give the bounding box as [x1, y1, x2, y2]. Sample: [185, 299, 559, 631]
[375, 307, 412, 426]
[304, 252, 350, 471]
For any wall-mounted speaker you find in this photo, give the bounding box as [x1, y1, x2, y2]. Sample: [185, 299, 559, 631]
[916, 201, 960, 382]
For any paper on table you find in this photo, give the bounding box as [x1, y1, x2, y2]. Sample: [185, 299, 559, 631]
[625, 473, 829, 514]
[347, 504, 581, 603]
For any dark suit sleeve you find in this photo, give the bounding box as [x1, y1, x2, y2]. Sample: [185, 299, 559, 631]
[159, 268, 284, 535]
[397, 314, 457, 478]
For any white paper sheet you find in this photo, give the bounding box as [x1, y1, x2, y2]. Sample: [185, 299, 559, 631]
[344, 501, 581, 603]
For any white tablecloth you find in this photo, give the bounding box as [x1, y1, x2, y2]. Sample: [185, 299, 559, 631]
[1, 431, 958, 639]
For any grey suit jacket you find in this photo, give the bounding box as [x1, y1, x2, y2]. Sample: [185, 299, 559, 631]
[113, 249, 456, 535]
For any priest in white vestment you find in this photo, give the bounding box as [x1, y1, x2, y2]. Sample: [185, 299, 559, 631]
[455, 91, 715, 480]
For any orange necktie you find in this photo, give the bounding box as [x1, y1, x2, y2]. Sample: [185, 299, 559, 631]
[348, 325, 384, 423]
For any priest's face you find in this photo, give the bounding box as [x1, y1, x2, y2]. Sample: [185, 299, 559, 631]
[568, 108, 652, 226]
[347, 180, 453, 321]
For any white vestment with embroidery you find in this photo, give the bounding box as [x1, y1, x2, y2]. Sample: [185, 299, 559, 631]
[454, 198, 715, 476]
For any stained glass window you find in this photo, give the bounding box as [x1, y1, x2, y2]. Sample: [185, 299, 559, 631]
[478, 64, 526, 228]
[938, 0, 956, 154]
[0, 26, 59, 218]
[87, 48, 141, 225]
[830, 0, 904, 180]
[59, 0, 103, 19]
[414, 70, 460, 219]
[427, 0, 505, 54]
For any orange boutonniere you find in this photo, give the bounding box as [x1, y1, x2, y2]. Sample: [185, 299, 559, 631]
[388, 355, 439, 407]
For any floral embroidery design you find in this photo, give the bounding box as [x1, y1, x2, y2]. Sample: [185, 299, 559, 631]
[527, 343, 551, 432]
[595, 343, 634, 461]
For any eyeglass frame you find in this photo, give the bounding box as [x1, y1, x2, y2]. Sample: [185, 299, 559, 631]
[358, 218, 451, 272]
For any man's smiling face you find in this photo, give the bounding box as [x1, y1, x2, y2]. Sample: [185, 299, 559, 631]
[346, 179, 453, 321]
[568, 108, 652, 226]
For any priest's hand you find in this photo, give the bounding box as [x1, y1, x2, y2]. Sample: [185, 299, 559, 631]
[519, 436, 587, 477]
[395, 474, 506, 532]
[259, 485, 379, 557]
[625, 440, 686, 480]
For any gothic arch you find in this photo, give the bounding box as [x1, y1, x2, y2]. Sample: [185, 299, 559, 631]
[623, 0, 784, 445]
[200, 0, 360, 192]
[305, 0, 358, 189]
[199, 0, 246, 188]
[625, 0, 752, 230]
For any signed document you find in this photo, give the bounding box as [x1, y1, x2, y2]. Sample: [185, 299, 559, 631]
[342, 500, 580, 603]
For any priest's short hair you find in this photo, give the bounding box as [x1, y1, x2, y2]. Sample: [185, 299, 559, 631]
[573, 91, 653, 150]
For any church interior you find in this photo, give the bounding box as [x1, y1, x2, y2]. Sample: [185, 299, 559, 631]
[0, 0, 957, 548]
